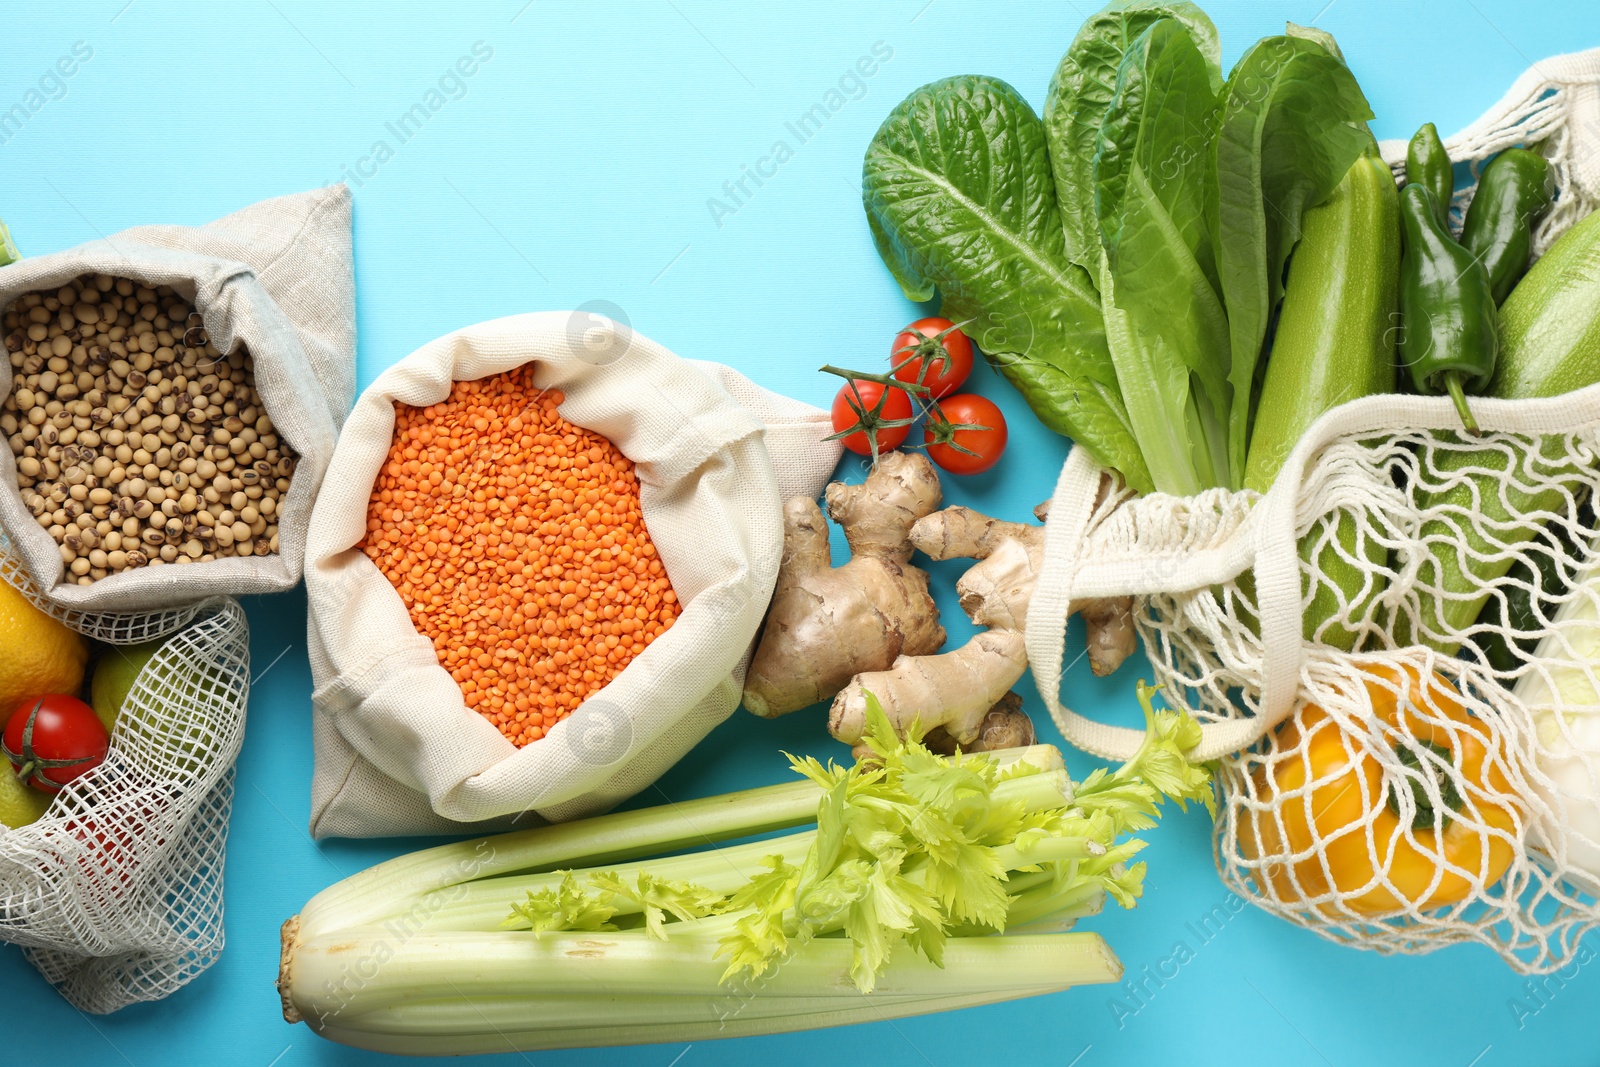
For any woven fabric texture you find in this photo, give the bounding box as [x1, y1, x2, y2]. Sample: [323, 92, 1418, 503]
[306, 312, 841, 837]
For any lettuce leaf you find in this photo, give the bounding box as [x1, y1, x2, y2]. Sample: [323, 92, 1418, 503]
[1211, 35, 1374, 484]
[1044, 0, 1220, 279]
[863, 75, 1153, 492]
[1093, 18, 1231, 494]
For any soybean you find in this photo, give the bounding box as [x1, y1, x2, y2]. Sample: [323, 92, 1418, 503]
[2, 274, 298, 584]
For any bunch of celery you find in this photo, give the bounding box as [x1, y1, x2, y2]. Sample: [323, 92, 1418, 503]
[280, 694, 1210, 1055]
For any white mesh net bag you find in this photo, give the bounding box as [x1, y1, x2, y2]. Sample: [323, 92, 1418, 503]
[0, 529, 250, 1012]
[1026, 49, 1600, 973]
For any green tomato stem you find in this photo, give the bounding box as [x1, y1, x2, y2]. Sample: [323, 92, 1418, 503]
[817, 364, 931, 396]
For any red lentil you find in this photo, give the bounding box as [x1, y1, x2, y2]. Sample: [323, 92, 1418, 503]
[361, 366, 679, 746]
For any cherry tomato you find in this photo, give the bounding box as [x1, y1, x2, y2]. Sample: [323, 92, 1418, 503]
[890, 317, 974, 399]
[926, 394, 1008, 475]
[3, 694, 110, 793]
[830, 380, 914, 456]
[66, 812, 157, 890]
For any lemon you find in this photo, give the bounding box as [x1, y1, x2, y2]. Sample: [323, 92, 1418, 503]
[0, 580, 88, 718]
[91, 638, 168, 735]
[0, 763, 51, 829]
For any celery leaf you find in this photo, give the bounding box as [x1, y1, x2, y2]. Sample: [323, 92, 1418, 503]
[589, 871, 729, 941]
[717, 856, 802, 982]
[505, 871, 619, 934]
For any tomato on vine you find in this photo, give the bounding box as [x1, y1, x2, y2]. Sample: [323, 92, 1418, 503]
[925, 393, 1007, 475]
[828, 378, 917, 457]
[890, 317, 974, 399]
[3, 694, 110, 793]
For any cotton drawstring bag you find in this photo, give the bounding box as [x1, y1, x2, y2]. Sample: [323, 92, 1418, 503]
[0, 184, 354, 612]
[306, 312, 841, 837]
[1028, 49, 1600, 973]
[0, 186, 354, 1012]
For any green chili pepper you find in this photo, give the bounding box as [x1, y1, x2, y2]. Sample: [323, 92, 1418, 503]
[1460, 148, 1555, 305]
[1398, 183, 1499, 432]
[1406, 123, 1454, 226]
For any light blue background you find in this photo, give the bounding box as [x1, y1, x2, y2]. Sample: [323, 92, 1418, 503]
[3, 2, 1599, 1065]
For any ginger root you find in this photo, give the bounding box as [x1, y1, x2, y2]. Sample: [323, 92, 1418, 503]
[849, 691, 1035, 762]
[923, 691, 1036, 755]
[829, 473, 1136, 747]
[829, 506, 1036, 746]
[742, 451, 946, 718]
[1031, 498, 1136, 681]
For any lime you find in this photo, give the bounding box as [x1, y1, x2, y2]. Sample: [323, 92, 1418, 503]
[91, 638, 169, 735]
[92, 636, 213, 779]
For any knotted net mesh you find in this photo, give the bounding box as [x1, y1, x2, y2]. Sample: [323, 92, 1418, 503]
[1118, 428, 1600, 972]
[0, 530, 250, 1012]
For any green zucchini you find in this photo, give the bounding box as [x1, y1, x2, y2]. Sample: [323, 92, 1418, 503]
[1469, 519, 1577, 673]
[1245, 147, 1399, 490]
[1402, 208, 1600, 652]
[1244, 146, 1399, 650]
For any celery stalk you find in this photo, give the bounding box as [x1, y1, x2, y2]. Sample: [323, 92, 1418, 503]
[423, 834, 816, 933]
[297, 778, 824, 940]
[324, 992, 971, 1034]
[420, 768, 1072, 933]
[314, 987, 1082, 1055]
[300, 744, 1064, 940]
[291, 928, 1115, 1004]
[999, 876, 1108, 928]
[0, 219, 18, 267]
[280, 715, 1206, 1054]
[292, 930, 1121, 1052]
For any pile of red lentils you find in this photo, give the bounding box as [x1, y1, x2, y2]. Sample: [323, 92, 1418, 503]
[361, 366, 679, 746]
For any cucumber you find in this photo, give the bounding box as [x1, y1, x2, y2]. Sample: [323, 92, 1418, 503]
[1402, 208, 1600, 652]
[1244, 147, 1399, 650]
[1469, 518, 1578, 673]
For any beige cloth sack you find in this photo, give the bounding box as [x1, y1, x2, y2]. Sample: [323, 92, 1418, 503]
[1028, 51, 1600, 974]
[0, 185, 354, 612]
[306, 312, 840, 836]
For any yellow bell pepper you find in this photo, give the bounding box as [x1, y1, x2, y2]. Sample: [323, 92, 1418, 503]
[1238, 664, 1520, 917]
